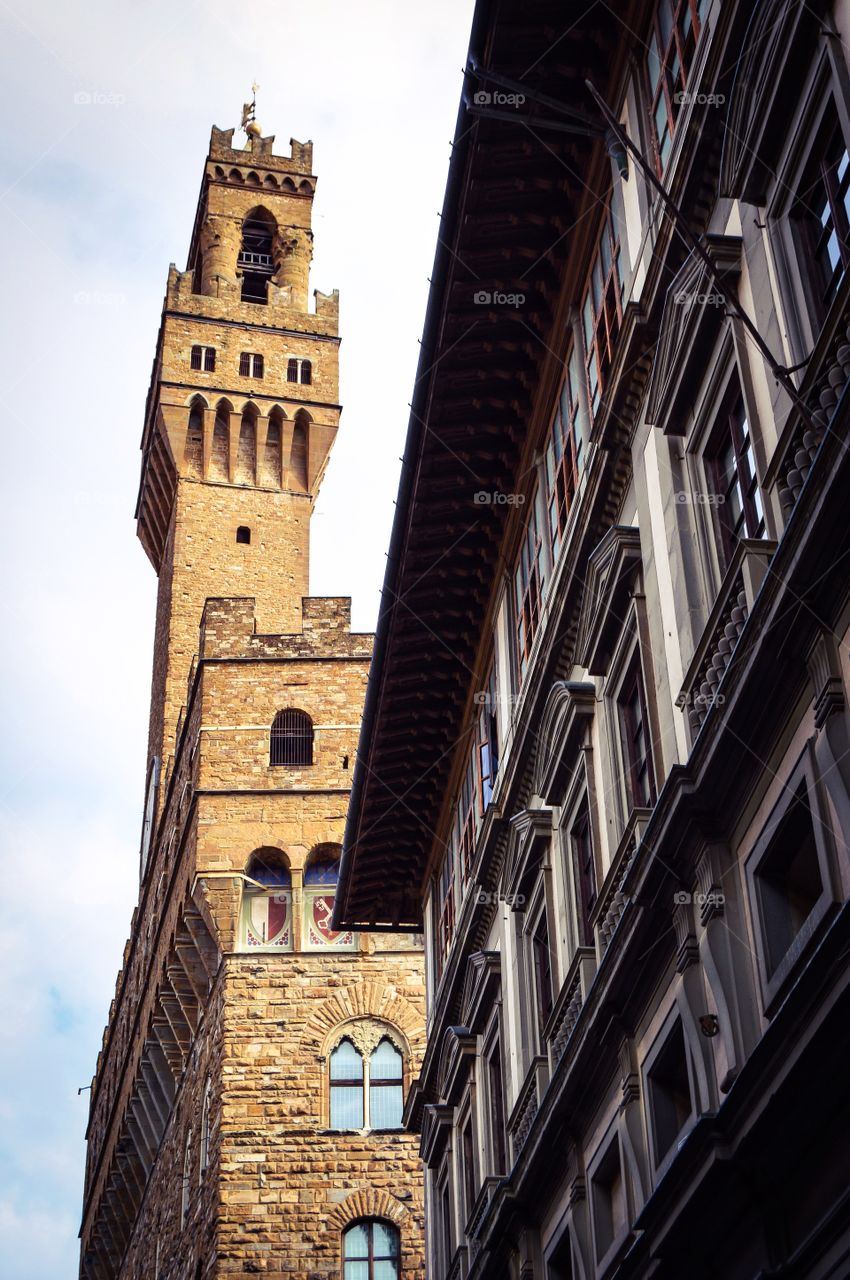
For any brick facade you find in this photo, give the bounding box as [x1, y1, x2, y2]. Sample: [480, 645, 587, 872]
[79, 122, 426, 1280]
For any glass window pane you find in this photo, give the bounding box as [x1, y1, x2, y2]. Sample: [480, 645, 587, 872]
[373, 1222, 400, 1258]
[331, 1085, 364, 1129]
[647, 33, 660, 91]
[331, 1041, 364, 1080]
[370, 1084, 403, 1129]
[373, 1261, 399, 1280]
[344, 1263, 369, 1280]
[344, 1225, 370, 1259]
[370, 1039, 403, 1079]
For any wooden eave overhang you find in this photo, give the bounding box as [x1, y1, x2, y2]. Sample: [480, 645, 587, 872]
[336, 0, 639, 930]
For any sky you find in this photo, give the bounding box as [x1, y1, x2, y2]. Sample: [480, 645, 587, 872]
[0, 2, 475, 1274]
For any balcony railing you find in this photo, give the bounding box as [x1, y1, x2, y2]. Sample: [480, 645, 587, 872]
[773, 304, 850, 520]
[547, 946, 596, 1068]
[676, 539, 776, 737]
[591, 808, 652, 960]
[465, 1176, 502, 1263]
[238, 250, 273, 268]
[507, 1054, 548, 1163]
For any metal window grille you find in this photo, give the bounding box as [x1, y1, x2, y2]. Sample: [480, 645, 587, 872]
[191, 345, 202, 370]
[301, 359, 312, 385]
[287, 358, 298, 382]
[203, 347, 216, 372]
[254, 353, 264, 379]
[270, 709, 314, 765]
[239, 352, 251, 377]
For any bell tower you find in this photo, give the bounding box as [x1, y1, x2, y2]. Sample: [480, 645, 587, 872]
[79, 117, 425, 1280]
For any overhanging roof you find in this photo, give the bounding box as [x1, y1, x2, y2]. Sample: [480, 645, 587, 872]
[336, 0, 638, 929]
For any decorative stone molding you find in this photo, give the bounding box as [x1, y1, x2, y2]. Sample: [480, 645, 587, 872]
[533, 681, 596, 805]
[574, 526, 642, 676]
[719, 0, 807, 202]
[644, 237, 742, 436]
[323, 1018, 407, 1061]
[326, 1187, 409, 1232]
[420, 1103, 454, 1169]
[505, 806, 554, 904]
[437, 1025, 477, 1105]
[548, 947, 595, 1066]
[672, 900, 699, 973]
[460, 951, 501, 1034]
[300, 983, 425, 1054]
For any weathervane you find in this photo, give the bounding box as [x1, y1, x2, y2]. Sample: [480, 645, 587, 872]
[241, 81, 261, 139]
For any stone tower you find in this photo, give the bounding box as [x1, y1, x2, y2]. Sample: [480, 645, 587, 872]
[79, 122, 426, 1280]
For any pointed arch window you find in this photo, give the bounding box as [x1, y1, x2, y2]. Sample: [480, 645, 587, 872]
[240, 851, 293, 950]
[368, 1038, 404, 1130]
[270, 708, 313, 766]
[329, 1034, 404, 1130]
[330, 1038, 364, 1129]
[343, 1220, 400, 1280]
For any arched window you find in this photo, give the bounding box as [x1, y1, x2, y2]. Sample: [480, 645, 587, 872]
[290, 414, 309, 491]
[287, 357, 299, 383]
[236, 526, 251, 545]
[184, 399, 204, 478]
[343, 1220, 400, 1280]
[301, 359, 312, 385]
[180, 1130, 193, 1229]
[270, 708, 313, 766]
[328, 1030, 404, 1130]
[240, 850, 293, 950]
[239, 209, 276, 304]
[369, 1039, 404, 1130]
[304, 846, 355, 950]
[199, 1080, 212, 1182]
[330, 1038, 364, 1129]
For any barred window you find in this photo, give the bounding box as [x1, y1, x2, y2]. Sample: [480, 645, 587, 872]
[270, 708, 313, 766]
[191, 344, 216, 372]
[287, 357, 299, 382]
[239, 351, 264, 378]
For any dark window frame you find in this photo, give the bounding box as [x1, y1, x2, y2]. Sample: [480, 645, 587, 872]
[342, 1218, 400, 1280]
[329, 1038, 364, 1131]
[745, 745, 836, 1010]
[792, 103, 850, 317]
[644, 0, 707, 175]
[529, 898, 555, 1042]
[617, 654, 657, 812]
[581, 207, 624, 417]
[570, 800, 597, 947]
[643, 1014, 696, 1174]
[485, 1029, 507, 1176]
[514, 494, 544, 680]
[707, 386, 765, 570]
